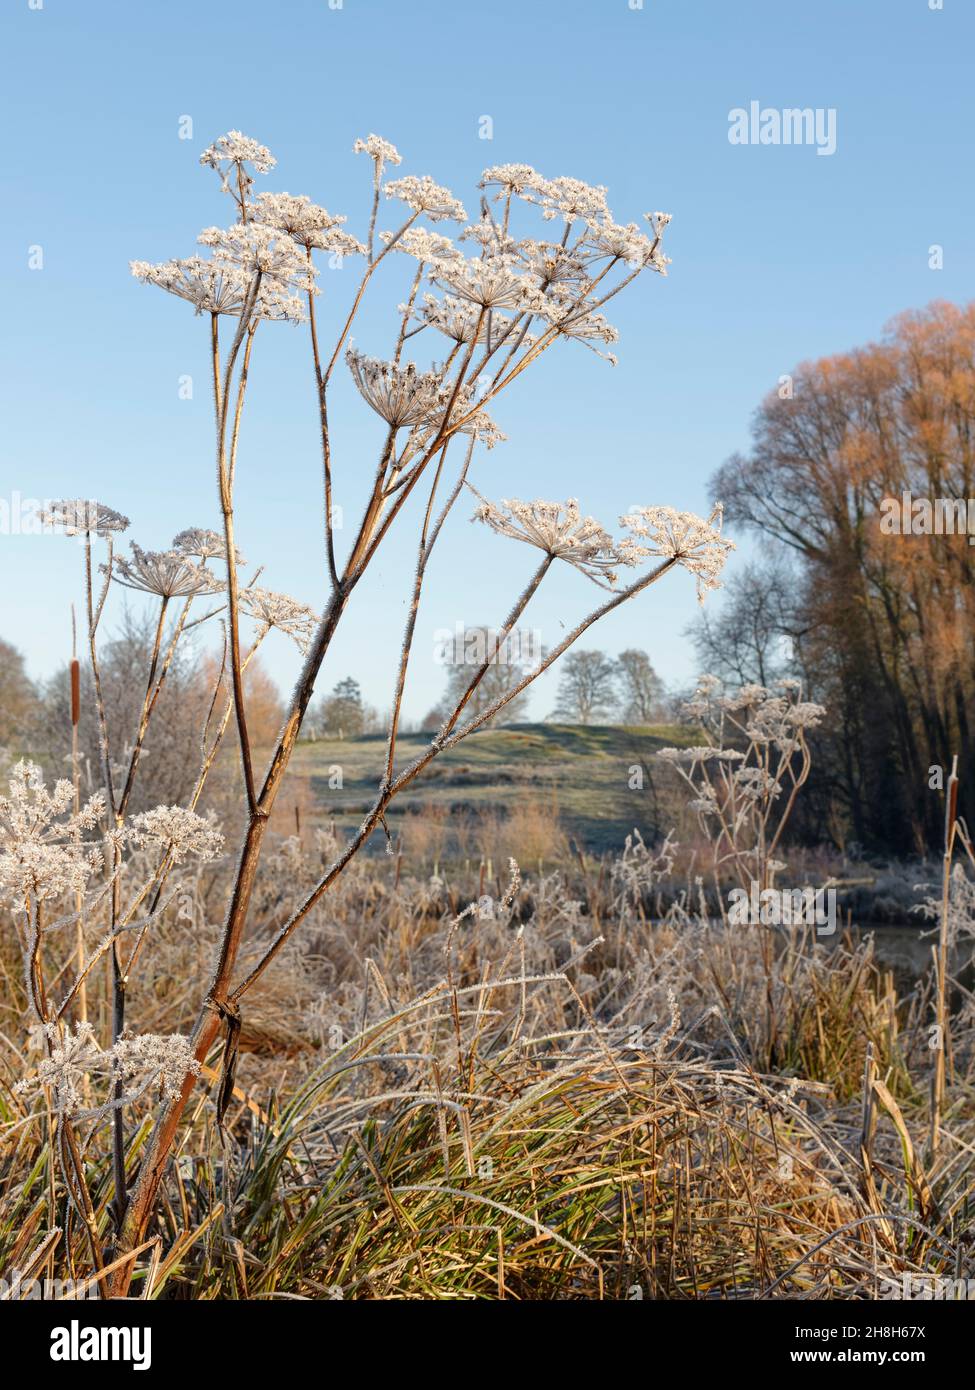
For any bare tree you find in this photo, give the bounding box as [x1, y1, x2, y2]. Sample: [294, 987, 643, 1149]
[425, 625, 533, 729]
[615, 648, 665, 722]
[690, 560, 799, 687]
[551, 649, 619, 724]
[0, 638, 37, 751]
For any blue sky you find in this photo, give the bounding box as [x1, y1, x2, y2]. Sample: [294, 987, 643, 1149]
[2, 0, 973, 723]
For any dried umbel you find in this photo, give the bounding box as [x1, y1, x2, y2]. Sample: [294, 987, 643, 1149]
[434, 257, 538, 312]
[239, 586, 317, 653]
[385, 174, 467, 224]
[197, 223, 319, 297]
[130, 257, 250, 317]
[382, 228, 463, 268]
[353, 133, 402, 171]
[172, 528, 244, 566]
[346, 350, 450, 429]
[199, 129, 276, 210]
[0, 761, 105, 906]
[251, 192, 365, 258]
[40, 499, 129, 538]
[108, 543, 225, 599]
[470, 492, 626, 585]
[619, 504, 735, 601]
[126, 806, 224, 864]
[16, 1022, 200, 1118]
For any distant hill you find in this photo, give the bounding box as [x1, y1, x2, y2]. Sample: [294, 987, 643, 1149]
[289, 722, 699, 858]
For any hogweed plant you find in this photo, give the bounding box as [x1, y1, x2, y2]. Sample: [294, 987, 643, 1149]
[659, 676, 825, 899]
[658, 677, 827, 1063]
[2, 131, 734, 1292]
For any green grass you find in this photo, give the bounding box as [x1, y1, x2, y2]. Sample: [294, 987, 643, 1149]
[290, 722, 698, 855]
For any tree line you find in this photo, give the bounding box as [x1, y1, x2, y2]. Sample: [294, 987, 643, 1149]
[698, 299, 975, 855]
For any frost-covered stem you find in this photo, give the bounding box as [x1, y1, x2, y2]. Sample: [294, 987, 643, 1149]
[366, 159, 382, 263]
[84, 535, 115, 814]
[227, 322, 257, 493]
[116, 597, 170, 818]
[931, 755, 959, 1155]
[321, 213, 420, 388]
[213, 300, 259, 814]
[305, 250, 339, 588]
[69, 637, 87, 1032]
[439, 555, 553, 742]
[382, 437, 473, 787]
[58, 1116, 106, 1291]
[393, 265, 424, 365]
[110, 584, 350, 1285]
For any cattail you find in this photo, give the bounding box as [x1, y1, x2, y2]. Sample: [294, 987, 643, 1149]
[70, 658, 80, 729]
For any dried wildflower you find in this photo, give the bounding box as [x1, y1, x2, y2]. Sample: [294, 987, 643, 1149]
[479, 164, 544, 197]
[346, 350, 448, 429]
[0, 761, 105, 906]
[353, 133, 402, 170]
[108, 543, 225, 599]
[127, 806, 223, 864]
[520, 240, 589, 287]
[435, 257, 536, 311]
[585, 218, 659, 267]
[422, 386, 506, 449]
[251, 193, 365, 257]
[716, 683, 769, 712]
[619, 504, 734, 602]
[16, 1022, 200, 1116]
[239, 586, 317, 653]
[657, 746, 744, 765]
[40, 499, 129, 538]
[536, 175, 610, 225]
[131, 253, 308, 323]
[201, 130, 276, 176]
[171, 528, 244, 565]
[200, 130, 275, 209]
[16, 1022, 103, 1112]
[130, 257, 248, 316]
[111, 1032, 200, 1103]
[381, 227, 463, 266]
[412, 294, 496, 344]
[471, 492, 623, 583]
[198, 223, 318, 296]
[385, 175, 466, 223]
[536, 296, 620, 362]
